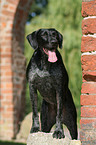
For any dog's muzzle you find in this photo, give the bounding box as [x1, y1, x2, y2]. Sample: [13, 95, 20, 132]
[43, 48, 58, 63]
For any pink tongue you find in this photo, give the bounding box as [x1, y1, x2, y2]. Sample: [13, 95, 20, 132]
[48, 50, 58, 63]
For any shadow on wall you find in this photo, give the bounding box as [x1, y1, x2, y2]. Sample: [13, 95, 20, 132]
[11, 0, 33, 137]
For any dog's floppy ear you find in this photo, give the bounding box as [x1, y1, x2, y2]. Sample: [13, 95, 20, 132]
[58, 32, 63, 49]
[26, 30, 39, 50]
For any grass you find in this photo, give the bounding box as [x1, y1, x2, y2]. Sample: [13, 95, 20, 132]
[0, 140, 26, 145]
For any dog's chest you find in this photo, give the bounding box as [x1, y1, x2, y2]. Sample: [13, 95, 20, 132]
[30, 63, 63, 85]
[34, 69, 57, 103]
[35, 68, 54, 87]
[29, 63, 64, 104]
[37, 69, 50, 78]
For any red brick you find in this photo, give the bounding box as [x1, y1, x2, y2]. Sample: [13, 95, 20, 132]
[1, 89, 13, 94]
[6, 95, 13, 100]
[82, 1, 96, 17]
[81, 36, 96, 52]
[10, 23, 13, 28]
[81, 106, 96, 117]
[1, 41, 11, 46]
[2, 10, 15, 17]
[0, 84, 5, 89]
[0, 95, 3, 99]
[82, 71, 96, 82]
[1, 77, 12, 82]
[1, 22, 6, 28]
[3, 4, 8, 9]
[80, 129, 96, 142]
[2, 112, 13, 118]
[5, 58, 12, 64]
[0, 120, 4, 124]
[81, 95, 96, 105]
[8, 5, 16, 11]
[7, 106, 14, 112]
[1, 47, 11, 53]
[1, 54, 12, 58]
[6, 82, 13, 88]
[0, 107, 4, 111]
[6, 0, 19, 5]
[1, 65, 12, 70]
[81, 55, 96, 71]
[0, 57, 12, 64]
[5, 36, 13, 41]
[82, 18, 96, 35]
[2, 101, 13, 106]
[5, 71, 13, 76]
[81, 83, 96, 94]
[80, 118, 96, 129]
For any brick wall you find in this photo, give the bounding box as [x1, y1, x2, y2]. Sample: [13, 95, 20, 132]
[0, 0, 33, 139]
[80, 0, 96, 145]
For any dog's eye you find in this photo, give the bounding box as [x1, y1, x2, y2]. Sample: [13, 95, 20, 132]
[52, 32, 55, 36]
[41, 32, 48, 40]
[43, 33, 47, 37]
[52, 32, 57, 38]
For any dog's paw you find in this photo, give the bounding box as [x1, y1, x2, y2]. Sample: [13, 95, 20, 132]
[53, 129, 65, 139]
[30, 126, 40, 133]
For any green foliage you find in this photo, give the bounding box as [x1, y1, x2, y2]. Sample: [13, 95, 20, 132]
[24, 0, 82, 124]
[0, 140, 26, 145]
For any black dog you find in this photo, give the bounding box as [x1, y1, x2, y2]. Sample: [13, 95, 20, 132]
[26, 28, 77, 139]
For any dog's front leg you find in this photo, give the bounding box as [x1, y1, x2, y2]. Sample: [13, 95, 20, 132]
[29, 83, 40, 133]
[53, 91, 65, 139]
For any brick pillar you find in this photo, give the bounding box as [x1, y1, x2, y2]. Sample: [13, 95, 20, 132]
[80, 0, 96, 145]
[0, 0, 33, 139]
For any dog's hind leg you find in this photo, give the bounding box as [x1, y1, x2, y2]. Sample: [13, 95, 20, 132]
[41, 100, 56, 132]
[63, 113, 78, 139]
[62, 89, 78, 139]
[29, 82, 40, 133]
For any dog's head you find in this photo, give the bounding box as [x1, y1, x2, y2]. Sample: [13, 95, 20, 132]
[26, 28, 63, 62]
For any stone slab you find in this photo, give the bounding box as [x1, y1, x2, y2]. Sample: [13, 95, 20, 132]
[27, 132, 81, 145]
